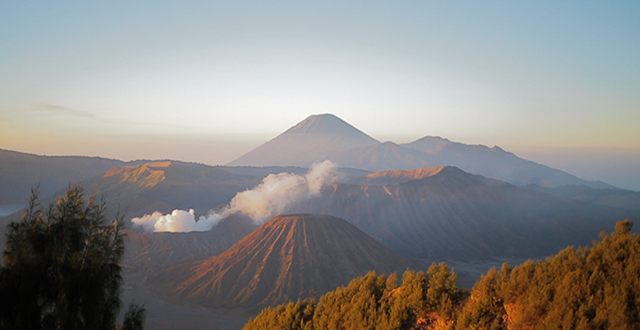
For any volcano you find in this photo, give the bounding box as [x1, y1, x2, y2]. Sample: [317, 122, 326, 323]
[147, 214, 422, 310]
[228, 114, 380, 167]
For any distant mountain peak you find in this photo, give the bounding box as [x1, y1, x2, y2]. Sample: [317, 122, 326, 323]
[283, 114, 377, 139]
[416, 136, 450, 142]
[228, 114, 379, 167]
[404, 136, 455, 153]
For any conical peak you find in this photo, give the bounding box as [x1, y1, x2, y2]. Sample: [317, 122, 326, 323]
[227, 214, 354, 251]
[227, 114, 379, 166]
[148, 212, 421, 309]
[263, 213, 343, 228]
[283, 114, 376, 139]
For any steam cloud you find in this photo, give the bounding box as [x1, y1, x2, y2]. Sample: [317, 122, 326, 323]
[131, 160, 337, 232]
[131, 209, 223, 233]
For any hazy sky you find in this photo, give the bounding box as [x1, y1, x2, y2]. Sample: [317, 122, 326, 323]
[1, 1, 639, 189]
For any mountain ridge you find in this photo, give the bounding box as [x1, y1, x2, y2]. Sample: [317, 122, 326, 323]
[287, 166, 636, 261]
[0, 149, 128, 210]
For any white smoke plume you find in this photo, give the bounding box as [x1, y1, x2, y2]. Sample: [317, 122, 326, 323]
[131, 160, 337, 232]
[131, 209, 223, 233]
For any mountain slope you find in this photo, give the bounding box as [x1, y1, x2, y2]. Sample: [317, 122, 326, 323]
[79, 161, 263, 220]
[525, 184, 640, 213]
[147, 214, 422, 310]
[402, 136, 613, 188]
[228, 114, 380, 167]
[288, 167, 637, 261]
[124, 214, 257, 273]
[325, 141, 426, 172]
[0, 149, 126, 212]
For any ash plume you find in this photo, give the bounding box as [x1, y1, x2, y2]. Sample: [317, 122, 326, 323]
[131, 160, 337, 232]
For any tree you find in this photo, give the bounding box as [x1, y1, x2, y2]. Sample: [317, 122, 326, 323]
[243, 299, 315, 330]
[0, 186, 145, 330]
[455, 267, 506, 330]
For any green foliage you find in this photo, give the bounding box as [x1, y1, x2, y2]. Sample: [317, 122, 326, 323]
[426, 263, 460, 318]
[0, 186, 145, 330]
[456, 219, 640, 330]
[244, 299, 315, 330]
[244, 267, 462, 330]
[313, 271, 388, 330]
[245, 220, 640, 330]
[455, 267, 506, 330]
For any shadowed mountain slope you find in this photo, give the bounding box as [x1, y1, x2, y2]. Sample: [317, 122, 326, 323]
[288, 166, 637, 261]
[326, 139, 613, 189]
[402, 136, 613, 188]
[0, 149, 126, 212]
[325, 141, 425, 172]
[525, 184, 640, 212]
[0, 161, 264, 250]
[147, 214, 422, 310]
[228, 114, 380, 167]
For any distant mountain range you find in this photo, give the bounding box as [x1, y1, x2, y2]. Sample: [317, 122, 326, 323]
[230, 114, 614, 189]
[0, 113, 622, 217]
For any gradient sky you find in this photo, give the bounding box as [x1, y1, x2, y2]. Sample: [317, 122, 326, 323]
[1, 1, 639, 189]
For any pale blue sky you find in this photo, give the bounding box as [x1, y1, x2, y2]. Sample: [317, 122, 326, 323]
[1, 1, 639, 189]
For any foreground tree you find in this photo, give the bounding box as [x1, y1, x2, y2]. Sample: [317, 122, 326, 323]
[0, 186, 145, 330]
[456, 219, 640, 329]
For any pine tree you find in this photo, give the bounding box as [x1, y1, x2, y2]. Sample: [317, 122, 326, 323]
[0, 186, 145, 330]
